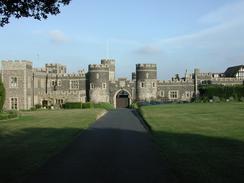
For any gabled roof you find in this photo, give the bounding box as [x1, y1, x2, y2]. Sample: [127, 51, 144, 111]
[224, 65, 244, 77]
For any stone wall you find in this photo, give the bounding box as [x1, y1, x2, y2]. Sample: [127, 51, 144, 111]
[1, 61, 32, 110]
[1, 60, 244, 110]
[158, 80, 194, 102]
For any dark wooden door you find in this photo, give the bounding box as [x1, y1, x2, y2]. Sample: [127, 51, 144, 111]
[116, 98, 129, 108]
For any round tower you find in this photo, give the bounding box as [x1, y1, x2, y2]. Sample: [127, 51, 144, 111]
[136, 64, 157, 101]
[88, 64, 110, 103]
[101, 59, 115, 81]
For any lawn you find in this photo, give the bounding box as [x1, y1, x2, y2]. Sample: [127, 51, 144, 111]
[140, 102, 244, 183]
[0, 109, 105, 183]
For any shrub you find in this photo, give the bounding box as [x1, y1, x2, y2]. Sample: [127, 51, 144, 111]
[94, 102, 114, 110]
[130, 102, 139, 109]
[0, 111, 18, 120]
[35, 104, 42, 109]
[63, 102, 82, 109]
[82, 102, 94, 109]
[212, 96, 221, 103]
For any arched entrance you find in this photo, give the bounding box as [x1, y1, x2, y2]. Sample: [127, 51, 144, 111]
[114, 89, 131, 108]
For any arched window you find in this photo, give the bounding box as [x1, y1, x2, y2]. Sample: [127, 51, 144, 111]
[96, 73, 99, 79]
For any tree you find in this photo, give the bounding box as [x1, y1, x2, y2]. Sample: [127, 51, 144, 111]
[0, 0, 71, 27]
[0, 80, 5, 111]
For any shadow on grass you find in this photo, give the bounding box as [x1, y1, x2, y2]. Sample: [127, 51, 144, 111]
[0, 127, 244, 183]
[0, 127, 85, 183]
[151, 131, 244, 183]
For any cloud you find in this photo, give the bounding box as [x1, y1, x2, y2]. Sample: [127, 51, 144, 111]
[48, 30, 70, 44]
[134, 45, 162, 55]
[199, 0, 244, 25]
[159, 0, 244, 50]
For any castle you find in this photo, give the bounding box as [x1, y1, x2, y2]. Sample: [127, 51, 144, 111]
[1, 59, 244, 110]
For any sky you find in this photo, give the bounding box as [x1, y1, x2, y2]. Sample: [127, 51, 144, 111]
[0, 0, 244, 79]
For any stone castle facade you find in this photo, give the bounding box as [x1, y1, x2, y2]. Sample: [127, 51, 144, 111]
[1, 59, 244, 110]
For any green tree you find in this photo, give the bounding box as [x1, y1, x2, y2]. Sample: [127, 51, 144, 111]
[0, 0, 71, 27]
[0, 80, 5, 111]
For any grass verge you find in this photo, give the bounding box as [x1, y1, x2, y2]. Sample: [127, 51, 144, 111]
[140, 102, 244, 183]
[0, 109, 104, 183]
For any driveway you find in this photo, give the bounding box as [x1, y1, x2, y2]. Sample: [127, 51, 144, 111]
[26, 109, 176, 183]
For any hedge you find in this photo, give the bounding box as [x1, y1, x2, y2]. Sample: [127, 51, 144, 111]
[0, 111, 18, 120]
[199, 85, 244, 101]
[62, 102, 82, 109]
[63, 102, 114, 110]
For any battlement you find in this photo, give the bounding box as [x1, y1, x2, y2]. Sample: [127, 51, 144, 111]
[158, 79, 194, 84]
[45, 63, 66, 67]
[101, 59, 115, 65]
[211, 77, 243, 82]
[65, 73, 86, 77]
[2, 60, 32, 65]
[1, 60, 32, 70]
[136, 64, 157, 69]
[89, 64, 109, 69]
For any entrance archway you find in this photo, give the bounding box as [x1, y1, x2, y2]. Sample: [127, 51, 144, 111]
[114, 89, 131, 108]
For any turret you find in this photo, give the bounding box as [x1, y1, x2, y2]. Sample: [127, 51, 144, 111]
[88, 64, 110, 103]
[101, 59, 115, 81]
[136, 64, 157, 101]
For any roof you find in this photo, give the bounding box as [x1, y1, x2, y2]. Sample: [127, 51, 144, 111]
[224, 65, 244, 77]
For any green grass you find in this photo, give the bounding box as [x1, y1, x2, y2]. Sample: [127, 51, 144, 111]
[0, 109, 104, 183]
[140, 102, 244, 183]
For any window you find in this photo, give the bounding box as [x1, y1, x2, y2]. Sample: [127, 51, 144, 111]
[140, 82, 145, 88]
[186, 91, 190, 98]
[152, 82, 156, 88]
[90, 83, 95, 89]
[10, 77, 18, 88]
[56, 99, 64, 105]
[51, 80, 56, 86]
[169, 91, 178, 99]
[57, 80, 61, 86]
[10, 98, 18, 110]
[160, 90, 165, 97]
[102, 83, 106, 89]
[70, 80, 79, 89]
[96, 73, 100, 79]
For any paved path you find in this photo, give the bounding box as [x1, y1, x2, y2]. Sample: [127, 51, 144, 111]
[26, 109, 175, 183]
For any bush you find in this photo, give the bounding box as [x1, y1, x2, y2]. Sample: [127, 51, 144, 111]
[82, 102, 94, 109]
[63, 102, 82, 109]
[35, 104, 42, 109]
[212, 96, 221, 103]
[130, 102, 139, 109]
[0, 111, 18, 120]
[94, 102, 114, 110]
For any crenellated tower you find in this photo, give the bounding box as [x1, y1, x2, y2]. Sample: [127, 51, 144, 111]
[101, 59, 115, 81]
[88, 64, 110, 103]
[136, 64, 157, 101]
